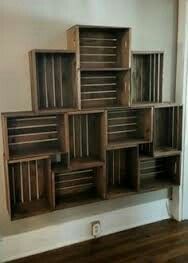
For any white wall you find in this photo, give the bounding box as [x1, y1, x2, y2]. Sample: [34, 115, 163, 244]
[0, 0, 178, 260]
[176, 0, 188, 220]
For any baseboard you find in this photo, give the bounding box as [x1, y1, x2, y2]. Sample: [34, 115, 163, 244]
[0, 198, 170, 262]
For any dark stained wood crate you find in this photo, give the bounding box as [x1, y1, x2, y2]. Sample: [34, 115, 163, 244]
[67, 111, 106, 168]
[53, 165, 106, 209]
[80, 70, 130, 108]
[5, 156, 53, 220]
[29, 50, 78, 112]
[106, 147, 139, 198]
[2, 112, 68, 160]
[139, 155, 180, 192]
[107, 107, 153, 148]
[67, 25, 131, 69]
[132, 52, 164, 104]
[153, 105, 182, 157]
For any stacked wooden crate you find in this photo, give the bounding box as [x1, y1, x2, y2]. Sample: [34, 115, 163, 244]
[2, 25, 182, 220]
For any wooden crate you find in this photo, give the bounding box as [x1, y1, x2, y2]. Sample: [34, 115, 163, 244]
[132, 52, 164, 104]
[2, 112, 68, 160]
[106, 147, 139, 198]
[107, 107, 153, 148]
[153, 105, 182, 156]
[80, 70, 130, 108]
[139, 155, 180, 192]
[53, 166, 106, 209]
[5, 156, 53, 220]
[29, 50, 78, 112]
[67, 111, 106, 168]
[67, 25, 131, 69]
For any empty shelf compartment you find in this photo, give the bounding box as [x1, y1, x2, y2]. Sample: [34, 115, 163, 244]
[68, 112, 105, 162]
[3, 113, 66, 159]
[154, 105, 182, 156]
[29, 50, 77, 112]
[81, 70, 130, 108]
[54, 166, 105, 208]
[132, 52, 163, 104]
[106, 147, 139, 198]
[107, 107, 153, 146]
[7, 157, 53, 219]
[140, 155, 180, 191]
[67, 25, 131, 69]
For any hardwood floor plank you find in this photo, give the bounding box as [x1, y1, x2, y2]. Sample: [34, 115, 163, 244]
[9, 220, 188, 263]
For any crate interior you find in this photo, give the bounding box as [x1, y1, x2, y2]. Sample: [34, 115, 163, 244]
[154, 107, 182, 155]
[51, 152, 69, 171]
[7, 115, 64, 159]
[35, 52, 76, 110]
[8, 158, 52, 219]
[81, 70, 130, 108]
[106, 147, 138, 197]
[139, 143, 153, 158]
[68, 113, 102, 164]
[107, 108, 152, 146]
[79, 27, 130, 69]
[132, 53, 163, 104]
[140, 156, 180, 191]
[55, 166, 104, 208]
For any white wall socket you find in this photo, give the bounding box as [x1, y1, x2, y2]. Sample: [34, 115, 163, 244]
[91, 221, 101, 238]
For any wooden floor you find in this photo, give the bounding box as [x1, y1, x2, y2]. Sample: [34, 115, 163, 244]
[11, 219, 188, 263]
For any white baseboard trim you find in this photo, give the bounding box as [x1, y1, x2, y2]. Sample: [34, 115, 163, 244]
[0, 198, 170, 262]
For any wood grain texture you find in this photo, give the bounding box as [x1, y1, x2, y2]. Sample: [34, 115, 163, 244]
[9, 220, 188, 263]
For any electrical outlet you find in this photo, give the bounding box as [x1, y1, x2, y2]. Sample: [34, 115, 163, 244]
[91, 221, 101, 238]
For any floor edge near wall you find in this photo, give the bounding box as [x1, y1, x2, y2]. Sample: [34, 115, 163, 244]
[1, 198, 170, 262]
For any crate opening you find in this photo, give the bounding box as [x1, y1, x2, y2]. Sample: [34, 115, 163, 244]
[8, 158, 52, 219]
[106, 147, 138, 197]
[140, 156, 180, 191]
[108, 108, 152, 146]
[81, 70, 130, 108]
[132, 53, 163, 104]
[79, 27, 130, 69]
[33, 51, 77, 111]
[55, 167, 104, 208]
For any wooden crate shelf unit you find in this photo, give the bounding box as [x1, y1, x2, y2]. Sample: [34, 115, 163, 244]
[1, 24, 183, 220]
